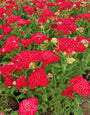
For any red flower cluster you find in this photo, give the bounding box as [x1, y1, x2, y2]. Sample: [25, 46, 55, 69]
[28, 67, 49, 89]
[62, 85, 74, 100]
[31, 0, 47, 6]
[36, 2, 45, 9]
[0, 7, 7, 19]
[18, 98, 38, 115]
[3, 27, 14, 35]
[0, 23, 11, 29]
[76, 35, 86, 42]
[4, 76, 16, 87]
[58, 1, 74, 11]
[37, 18, 48, 24]
[0, 113, 4, 115]
[70, 76, 90, 97]
[55, 37, 86, 55]
[51, 18, 77, 35]
[21, 39, 33, 47]
[0, 64, 22, 77]
[0, 22, 14, 35]
[31, 32, 49, 44]
[17, 19, 32, 27]
[62, 76, 90, 99]
[11, 50, 40, 70]
[55, 0, 66, 3]
[74, 2, 83, 9]
[0, 64, 16, 77]
[24, 6, 36, 15]
[15, 75, 28, 89]
[46, 2, 56, 7]
[6, 4, 18, 10]
[38, 50, 59, 67]
[39, 8, 55, 19]
[0, 35, 21, 54]
[5, 15, 21, 23]
[21, 32, 51, 47]
[11, 49, 59, 69]
[73, 13, 90, 22]
[0, 35, 4, 39]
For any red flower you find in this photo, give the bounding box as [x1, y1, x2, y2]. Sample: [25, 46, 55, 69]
[6, 35, 21, 43]
[23, 89, 28, 93]
[18, 98, 38, 115]
[17, 19, 32, 27]
[4, 76, 16, 87]
[76, 35, 86, 43]
[20, 32, 26, 35]
[5, 15, 21, 23]
[5, 4, 18, 10]
[37, 18, 48, 24]
[36, 2, 45, 9]
[0, 23, 11, 29]
[3, 27, 14, 35]
[62, 85, 74, 100]
[15, 75, 28, 89]
[0, 7, 7, 19]
[0, 65, 16, 77]
[11, 50, 40, 69]
[55, 18, 77, 35]
[0, 35, 21, 54]
[58, 1, 74, 11]
[0, 35, 4, 39]
[21, 39, 33, 47]
[46, 2, 56, 7]
[87, 38, 90, 44]
[55, 38, 78, 55]
[73, 13, 90, 22]
[5, 0, 15, 4]
[74, 2, 83, 9]
[70, 76, 82, 85]
[39, 8, 55, 18]
[70, 76, 90, 97]
[76, 43, 86, 52]
[0, 41, 20, 54]
[28, 67, 49, 89]
[31, 32, 48, 44]
[24, 6, 36, 15]
[38, 50, 59, 67]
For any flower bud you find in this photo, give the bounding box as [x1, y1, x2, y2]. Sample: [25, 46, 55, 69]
[51, 38, 57, 44]
[81, 39, 89, 48]
[2, 48, 5, 52]
[19, 28, 22, 31]
[23, 89, 28, 93]
[67, 57, 76, 64]
[8, 86, 11, 88]
[73, 4, 76, 8]
[13, 81, 16, 85]
[77, 27, 84, 32]
[48, 73, 53, 78]
[63, 51, 67, 56]
[29, 62, 35, 69]
[57, 21, 62, 25]
[44, 40, 48, 44]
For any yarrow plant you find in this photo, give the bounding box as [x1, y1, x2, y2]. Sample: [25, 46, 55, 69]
[0, 0, 90, 115]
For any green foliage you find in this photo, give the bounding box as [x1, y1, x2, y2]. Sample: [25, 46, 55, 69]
[0, 0, 90, 115]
